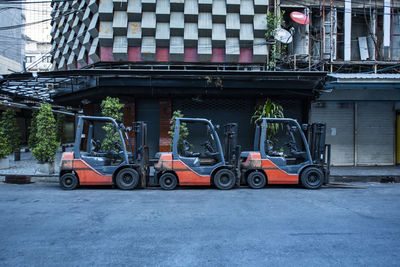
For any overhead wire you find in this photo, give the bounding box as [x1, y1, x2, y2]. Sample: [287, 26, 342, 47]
[0, 0, 73, 4]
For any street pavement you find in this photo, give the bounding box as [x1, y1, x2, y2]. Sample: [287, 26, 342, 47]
[0, 182, 399, 266]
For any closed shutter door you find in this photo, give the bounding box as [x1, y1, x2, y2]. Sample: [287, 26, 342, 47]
[310, 102, 355, 166]
[276, 99, 304, 122]
[136, 99, 160, 158]
[357, 102, 394, 165]
[173, 98, 255, 151]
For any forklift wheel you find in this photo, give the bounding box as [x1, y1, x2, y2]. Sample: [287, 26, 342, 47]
[247, 171, 267, 189]
[300, 167, 324, 189]
[116, 168, 139, 190]
[159, 173, 178, 190]
[59, 173, 79, 190]
[213, 169, 235, 190]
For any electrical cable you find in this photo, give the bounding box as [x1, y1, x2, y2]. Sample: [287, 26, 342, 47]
[0, 9, 80, 30]
[0, 0, 73, 4]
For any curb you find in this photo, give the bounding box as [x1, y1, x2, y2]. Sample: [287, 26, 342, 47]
[0, 175, 59, 183]
[2, 175, 400, 184]
[331, 176, 400, 183]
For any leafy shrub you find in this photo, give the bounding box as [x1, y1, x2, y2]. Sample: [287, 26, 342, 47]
[0, 130, 10, 159]
[0, 109, 21, 153]
[251, 98, 284, 138]
[32, 104, 59, 163]
[168, 110, 189, 151]
[100, 97, 124, 152]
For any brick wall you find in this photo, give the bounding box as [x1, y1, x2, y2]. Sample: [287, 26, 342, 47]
[159, 98, 172, 152]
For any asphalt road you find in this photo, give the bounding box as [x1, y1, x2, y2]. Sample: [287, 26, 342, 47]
[0, 183, 399, 266]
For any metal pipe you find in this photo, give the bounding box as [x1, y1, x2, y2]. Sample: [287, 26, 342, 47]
[354, 102, 358, 166]
[322, 0, 326, 65]
[383, 0, 391, 59]
[0, 101, 77, 116]
[344, 0, 352, 61]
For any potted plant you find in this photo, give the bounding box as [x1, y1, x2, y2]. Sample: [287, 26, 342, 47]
[251, 98, 284, 139]
[32, 103, 59, 174]
[0, 109, 22, 161]
[168, 110, 189, 152]
[100, 97, 124, 151]
[0, 129, 10, 169]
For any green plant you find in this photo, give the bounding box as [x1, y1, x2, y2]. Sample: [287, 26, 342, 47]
[28, 109, 38, 149]
[0, 129, 10, 159]
[265, 10, 286, 69]
[251, 98, 284, 138]
[168, 110, 189, 151]
[0, 109, 21, 153]
[55, 113, 65, 143]
[100, 97, 124, 152]
[265, 11, 285, 40]
[32, 104, 59, 163]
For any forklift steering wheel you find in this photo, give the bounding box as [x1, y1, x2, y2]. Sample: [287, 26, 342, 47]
[109, 149, 124, 159]
[90, 139, 101, 152]
[113, 140, 123, 151]
[201, 141, 215, 153]
[284, 141, 296, 150]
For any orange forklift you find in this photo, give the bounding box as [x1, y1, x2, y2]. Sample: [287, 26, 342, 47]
[240, 118, 330, 189]
[152, 118, 241, 190]
[59, 116, 149, 190]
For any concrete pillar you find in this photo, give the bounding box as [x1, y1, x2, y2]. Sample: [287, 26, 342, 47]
[383, 0, 391, 59]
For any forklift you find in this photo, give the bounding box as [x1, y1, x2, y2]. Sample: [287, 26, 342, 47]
[59, 116, 149, 190]
[152, 118, 241, 190]
[240, 118, 330, 189]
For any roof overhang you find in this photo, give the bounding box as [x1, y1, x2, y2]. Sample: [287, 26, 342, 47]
[328, 73, 400, 84]
[1, 69, 327, 106]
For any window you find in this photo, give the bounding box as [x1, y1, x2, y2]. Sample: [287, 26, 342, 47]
[25, 56, 35, 63]
[177, 121, 221, 166]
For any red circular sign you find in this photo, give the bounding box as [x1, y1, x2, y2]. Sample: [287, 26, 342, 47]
[290, 11, 309, 25]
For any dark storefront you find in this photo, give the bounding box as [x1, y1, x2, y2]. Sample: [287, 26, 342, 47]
[1, 68, 326, 158]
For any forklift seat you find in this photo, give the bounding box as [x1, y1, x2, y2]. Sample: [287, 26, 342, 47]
[267, 156, 287, 167]
[81, 153, 111, 167]
[180, 156, 200, 168]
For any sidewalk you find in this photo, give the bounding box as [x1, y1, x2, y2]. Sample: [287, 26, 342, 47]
[0, 150, 63, 183]
[330, 166, 400, 183]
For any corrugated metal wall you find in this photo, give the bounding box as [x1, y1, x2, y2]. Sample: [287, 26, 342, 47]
[357, 102, 394, 165]
[311, 101, 395, 166]
[136, 98, 160, 158]
[311, 102, 355, 166]
[173, 98, 305, 152]
[173, 98, 255, 151]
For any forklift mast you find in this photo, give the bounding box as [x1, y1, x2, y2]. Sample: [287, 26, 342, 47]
[308, 122, 327, 164]
[223, 123, 239, 166]
[133, 121, 149, 188]
[133, 121, 148, 161]
[307, 122, 331, 184]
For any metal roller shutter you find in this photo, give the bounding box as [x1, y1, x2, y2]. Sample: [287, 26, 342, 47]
[311, 102, 355, 166]
[173, 98, 305, 152]
[356, 102, 394, 165]
[173, 98, 255, 151]
[136, 99, 160, 158]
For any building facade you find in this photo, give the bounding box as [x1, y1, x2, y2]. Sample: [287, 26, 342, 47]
[43, 0, 400, 165]
[0, 2, 24, 73]
[24, 0, 52, 72]
[25, 41, 52, 72]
